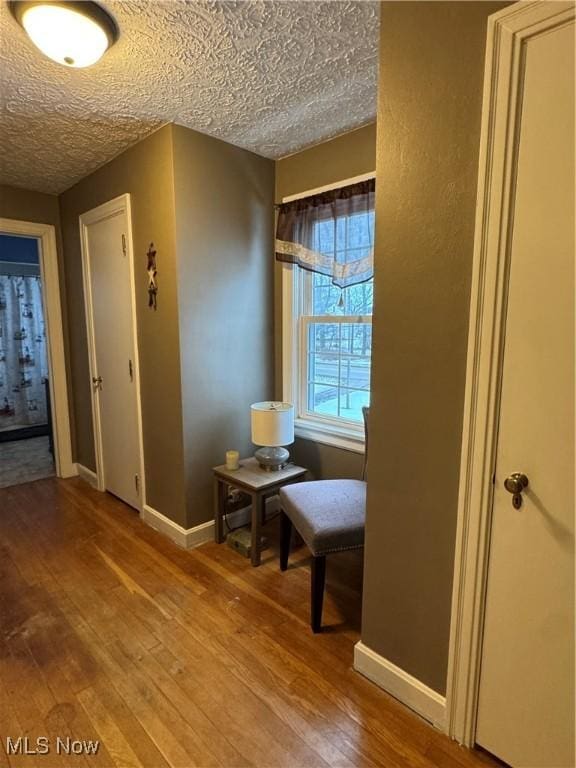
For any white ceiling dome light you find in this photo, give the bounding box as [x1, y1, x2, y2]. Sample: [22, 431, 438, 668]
[10, 1, 118, 68]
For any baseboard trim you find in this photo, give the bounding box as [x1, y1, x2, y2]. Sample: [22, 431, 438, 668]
[141, 504, 206, 549]
[354, 641, 447, 730]
[75, 463, 99, 489]
[140, 497, 279, 550]
[140, 503, 254, 550]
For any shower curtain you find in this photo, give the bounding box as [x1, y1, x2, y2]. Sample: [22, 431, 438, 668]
[0, 275, 49, 430]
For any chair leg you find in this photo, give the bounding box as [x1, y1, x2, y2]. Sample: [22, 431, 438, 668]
[280, 511, 292, 572]
[311, 555, 326, 633]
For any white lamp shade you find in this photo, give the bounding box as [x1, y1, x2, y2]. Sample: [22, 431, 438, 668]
[251, 402, 294, 447]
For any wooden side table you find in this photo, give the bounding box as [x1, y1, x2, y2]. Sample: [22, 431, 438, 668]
[213, 457, 307, 566]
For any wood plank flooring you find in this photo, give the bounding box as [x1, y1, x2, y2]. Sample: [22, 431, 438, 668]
[0, 477, 498, 767]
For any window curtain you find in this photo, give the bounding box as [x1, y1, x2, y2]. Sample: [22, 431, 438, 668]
[0, 275, 48, 430]
[275, 178, 375, 288]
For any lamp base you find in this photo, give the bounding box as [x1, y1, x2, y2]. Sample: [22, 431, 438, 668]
[254, 446, 289, 472]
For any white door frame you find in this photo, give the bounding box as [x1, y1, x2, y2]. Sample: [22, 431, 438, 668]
[0, 217, 75, 478]
[79, 194, 146, 510]
[445, 0, 575, 747]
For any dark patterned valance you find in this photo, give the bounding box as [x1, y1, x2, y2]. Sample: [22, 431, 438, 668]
[275, 178, 375, 288]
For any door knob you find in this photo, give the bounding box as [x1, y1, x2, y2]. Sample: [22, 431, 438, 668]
[92, 375, 103, 390]
[504, 473, 529, 494]
[504, 472, 529, 509]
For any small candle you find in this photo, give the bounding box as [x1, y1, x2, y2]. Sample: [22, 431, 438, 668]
[226, 450, 240, 470]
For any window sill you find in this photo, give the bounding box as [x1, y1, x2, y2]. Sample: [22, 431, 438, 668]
[294, 418, 365, 454]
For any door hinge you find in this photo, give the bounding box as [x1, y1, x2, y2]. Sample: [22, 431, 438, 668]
[128, 359, 133, 381]
[135, 474, 140, 494]
[121, 234, 127, 256]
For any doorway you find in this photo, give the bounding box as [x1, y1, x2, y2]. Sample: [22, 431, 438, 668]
[79, 194, 144, 511]
[0, 234, 54, 486]
[0, 219, 74, 486]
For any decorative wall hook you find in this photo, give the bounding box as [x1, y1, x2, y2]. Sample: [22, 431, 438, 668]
[147, 242, 158, 310]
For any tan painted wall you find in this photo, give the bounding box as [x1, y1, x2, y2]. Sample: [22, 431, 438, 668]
[58, 123, 274, 529]
[275, 124, 377, 201]
[274, 124, 376, 480]
[361, 1, 508, 695]
[59, 126, 188, 526]
[0, 185, 60, 229]
[0, 184, 76, 453]
[171, 125, 275, 527]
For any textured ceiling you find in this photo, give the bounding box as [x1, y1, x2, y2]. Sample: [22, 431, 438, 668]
[0, 0, 379, 194]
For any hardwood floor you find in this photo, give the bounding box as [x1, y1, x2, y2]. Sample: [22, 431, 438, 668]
[0, 477, 498, 768]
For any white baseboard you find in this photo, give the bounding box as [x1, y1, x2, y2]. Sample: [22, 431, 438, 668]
[354, 641, 446, 730]
[140, 502, 258, 550]
[140, 504, 250, 549]
[75, 463, 99, 489]
[141, 505, 208, 549]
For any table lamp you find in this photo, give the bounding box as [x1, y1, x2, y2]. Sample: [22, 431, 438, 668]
[251, 401, 294, 471]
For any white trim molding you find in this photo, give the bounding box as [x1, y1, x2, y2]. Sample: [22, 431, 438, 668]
[445, 0, 576, 748]
[293, 419, 365, 454]
[75, 463, 99, 489]
[0, 217, 75, 478]
[354, 642, 446, 730]
[282, 171, 375, 204]
[141, 503, 254, 550]
[142, 505, 214, 550]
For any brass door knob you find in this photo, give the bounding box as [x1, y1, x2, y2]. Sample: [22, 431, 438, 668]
[504, 472, 529, 509]
[504, 473, 529, 494]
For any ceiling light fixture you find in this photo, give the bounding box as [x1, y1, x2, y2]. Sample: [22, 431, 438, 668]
[10, 1, 118, 68]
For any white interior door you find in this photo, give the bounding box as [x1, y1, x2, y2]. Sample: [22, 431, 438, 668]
[475, 12, 575, 768]
[81, 196, 142, 510]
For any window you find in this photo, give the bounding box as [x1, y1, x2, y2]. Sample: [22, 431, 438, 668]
[303, 271, 373, 424]
[282, 189, 374, 452]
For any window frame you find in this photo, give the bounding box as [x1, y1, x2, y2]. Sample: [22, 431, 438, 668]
[281, 172, 375, 454]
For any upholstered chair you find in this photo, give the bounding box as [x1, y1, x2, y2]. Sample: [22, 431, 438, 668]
[279, 407, 369, 632]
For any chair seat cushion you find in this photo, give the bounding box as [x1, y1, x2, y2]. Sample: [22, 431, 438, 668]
[280, 479, 366, 556]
